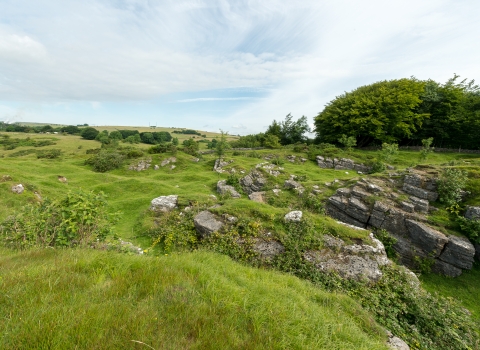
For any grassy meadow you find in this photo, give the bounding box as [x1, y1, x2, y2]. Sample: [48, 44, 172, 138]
[1, 130, 480, 349]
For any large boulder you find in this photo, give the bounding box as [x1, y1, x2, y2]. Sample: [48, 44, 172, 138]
[11, 184, 24, 194]
[304, 233, 390, 282]
[150, 195, 178, 212]
[284, 211, 302, 222]
[240, 170, 267, 194]
[217, 180, 241, 198]
[438, 235, 475, 270]
[404, 220, 448, 257]
[465, 206, 480, 220]
[194, 211, 223, 238]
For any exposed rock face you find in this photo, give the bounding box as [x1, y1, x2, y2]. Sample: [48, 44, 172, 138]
[150, 195, 178, 212]
[240, 170, 267, 194]
[213, 159, 233, 173]
[316, 156, 372, 173]
[325, 172, 476, 277]
[248, 191, 266, 203]
[402, 173, 438, 201]
[285, 211, 302, 222]
[216, 180, 241, 198]
[284, 179, 303, 191]
[304, 233, 390, 282]
[253, 239, 285, 259]
[130, 159, 151, 171]
[465, 206, 480, 220]
[194, 211, 223, 238]
[11, 184, 24, 194]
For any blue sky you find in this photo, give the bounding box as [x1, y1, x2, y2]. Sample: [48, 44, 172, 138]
[0, 0, 479, 135]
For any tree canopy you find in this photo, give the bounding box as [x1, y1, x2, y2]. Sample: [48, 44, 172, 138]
[314, 76, 480, 149]
[266, 114, 310, 145]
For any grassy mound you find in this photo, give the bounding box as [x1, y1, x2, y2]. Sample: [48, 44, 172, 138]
[0, 248, 388, 349]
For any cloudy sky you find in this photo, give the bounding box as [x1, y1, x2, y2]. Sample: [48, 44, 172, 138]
[0, 0, 479, 134]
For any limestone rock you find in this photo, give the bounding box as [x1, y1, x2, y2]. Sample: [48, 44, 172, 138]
[150, 195, 178, 212]
[217, 180, 241, 198]
[1, 175, 12, 182]
[387, 334, 410, 350]
[465, 206, 480, 220]
[240, 170, 267, 194]
[432, 259, 463, 277]
[253, 239, 285, 259]
[222, 214, 238, 223]
[248, 191, 266, 203]
[285, 211, 302, 222]
[129, 159, 151, 171]
[11, 184, 24, 194]
[409, 196, 429, 213]
[284, 179, 303, 190]
[438, 235, 475, 270]
[194, 211, 223, 238]
[154, 165, 159, 170]
[405, 220, 448, 257]
[57, 176, 67, 183]
[213, 158, 233, 173]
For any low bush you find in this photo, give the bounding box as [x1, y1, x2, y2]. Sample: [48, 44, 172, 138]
[147, 143, 177, 154]
[437, 168, 468, 206]
[1, 190, 118, 249]
[36, 149, 62, 159]
[85, 150, 125, 172]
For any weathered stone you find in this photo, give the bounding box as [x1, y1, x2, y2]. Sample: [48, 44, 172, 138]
[57, 176, 67, 183]
[432, 259, 463, 277]
[370, 202, 409, 236]
[366, 183, 382, 193]
[465, 206, 480, 220]
[401, 201, 415, 213]
[312, 189, 322, 195]
[336, 187, 351, 197]
[387, 334, 410, 350]
[249, 191, 266, 203]
[392, 233, 428, 267]
[327, 195, 349, 211]
[351, 186, 370, 199]
[240, 170, 267, 194]
[334, 158, 355, 170]
[272, 189, 281, 196]
[405, 220, 448, 257]
[154, 165, 160, 170]
[345, 197, 370, 223]
[285, 211, 302, 222]
[11, 184, 24, 194]
[150, 195, 178, 212]
[194, 211, 223, 238]
[409, 196, 429, 213]
[213, 158, 232, 173]
[402, 183, 438, 201]
[327, 205, 366, 228]
[284, 179, 303, 190]
[438, 236, 475, 270]
[161, 159, 170, 167]
[191, 157, 200, 162]
[130, 159, 151, 171]
[253, 239, 285, 259]
[222, 214, 238, 223]
[404, 174, 423, 187]
[1, 175, 12, 182]
[216, 180, 241, 198]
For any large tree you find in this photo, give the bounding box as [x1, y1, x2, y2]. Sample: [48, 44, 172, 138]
[266, 114, 310, 145]
[314, 78, 428, 146]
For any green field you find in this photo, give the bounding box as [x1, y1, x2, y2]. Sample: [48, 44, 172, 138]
[1, 130, 479, 349]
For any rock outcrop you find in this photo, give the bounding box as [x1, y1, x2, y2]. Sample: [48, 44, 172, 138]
[248, 191, 266, 203]
[213, 159, 233, 173]
[240, 170, 267, 194]
[11, 184, 24, 194]
[316, 156, 372, 173]
[194, 211, 223, 238]
[285, 211, 302, 222]
[217, 180, 241, 198]
[465, 206, 480, 220]
[129, 159, 151, 171]
[150, 195, 178, 212]
[253, 239, 285, 259]
[304, 233, 390, 282]
[325, 171, 475, 277]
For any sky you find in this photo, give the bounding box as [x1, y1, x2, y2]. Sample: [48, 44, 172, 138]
[0, 0, 479, 135]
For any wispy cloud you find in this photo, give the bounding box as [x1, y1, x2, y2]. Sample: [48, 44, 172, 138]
[176, 97, 256, 103]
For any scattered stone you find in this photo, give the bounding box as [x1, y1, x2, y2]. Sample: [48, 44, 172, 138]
[284, 179, 303, 190]
[191, 157, 200, 162]
[154, 165, 159, 170]
[253, 239, 285, 259]
[285, 211, 302, 222]
[240, 170, 267, 194]
[222, 214, 238, 223]
[170, 165, 176, 170]
[272, 189, 282, 196]
[209, 194, 217, 200]
[57, 176, 68, 183]
[249, 191, 266, 203]
[194, 211, 223, 238]
[34, 191, 43, 201]
[150, 195, 178, 212]
[465, 206, 480, 220]
[387, 334, 410, 350]
[129, 159, 152, 171]
[286, 155, 296, 163]
[217, 180, 241, 198]
[11, 184, 24, 194]
[161, 157, 177, 167]
[1, 175, 12, 182]
[213, 158, 233, 173]
[312, 189, 323, 195]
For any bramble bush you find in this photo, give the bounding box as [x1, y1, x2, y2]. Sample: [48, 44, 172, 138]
[1, 190, 119, 249]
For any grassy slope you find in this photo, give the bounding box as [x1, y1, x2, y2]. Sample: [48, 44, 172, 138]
[0, 248, 388, 350]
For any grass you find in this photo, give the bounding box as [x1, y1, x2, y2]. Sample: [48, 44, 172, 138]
[0, 248, 389, 350]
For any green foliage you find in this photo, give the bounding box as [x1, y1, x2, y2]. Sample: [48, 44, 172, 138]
[338, 134, 357, 151]
[264, 133, 281, 149]
[80, 127, 99, 140]
[437, 168, 468, 206]
[266, 114, 311, 145]
[147, 143, 177, 154]
[123, 134, 141, 144]
[85, 150, 125, 172]
[374, 229, 397, 259]
[456, 216, 480, 243]
[215, 130, 231, 159]
[36, 149, 62, 159]
[315, 78, 427, 146]
[372, 143, 399, 173]
[419, 137, 434, 161]
[147, 211, 198, 253]
[1, 190, 118, 249]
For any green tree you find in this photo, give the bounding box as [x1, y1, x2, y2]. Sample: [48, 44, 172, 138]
[215, 130, 231, 159]
[264, 134, 281, 149]
[314, 78, 428, 146]
[266, 114, 310, 145]
[419, 137, 434, 161]
[338, 134, 357, 151]
[172, 137, 179, 146]
[81, 127, 100, 140]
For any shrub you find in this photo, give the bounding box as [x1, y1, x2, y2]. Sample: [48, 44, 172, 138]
[1, 190, 118, 249]
[437, 168, 468, 206]
[36, 149, 62, 159]
[147, 143, 176, 154]
[373, 229, 397, 259]
[338, 134, 357, 151]
[80, 127, 99, 140]
[419, 137, 434, 161]
[456, 216, 480, 243]
[85, 151, 125, 172]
